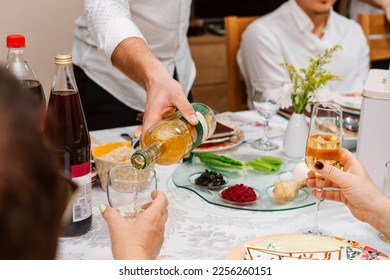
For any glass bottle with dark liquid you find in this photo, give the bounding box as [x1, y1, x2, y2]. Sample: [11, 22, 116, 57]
[45, 53, 92, 237]
[4, 34, 46, 104]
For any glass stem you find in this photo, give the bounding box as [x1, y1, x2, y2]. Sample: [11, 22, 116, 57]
[312, 197, 320, 235]
[312, 176, 324, 235]
[262, 118, 270, 143]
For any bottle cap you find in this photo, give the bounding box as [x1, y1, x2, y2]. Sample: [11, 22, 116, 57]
[6, 34, 25, 48]
[54, 53, 72, 65]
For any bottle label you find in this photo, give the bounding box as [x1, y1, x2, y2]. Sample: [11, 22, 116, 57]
[71, 161, 92, 222]
[191, 104, 210, 149]
[192, 111, 209, 149]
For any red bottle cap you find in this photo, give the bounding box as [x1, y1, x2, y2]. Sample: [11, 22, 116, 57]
[6, 34, 26, 48]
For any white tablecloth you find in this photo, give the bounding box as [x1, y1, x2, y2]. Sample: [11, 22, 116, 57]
[56, 111, 390, 260]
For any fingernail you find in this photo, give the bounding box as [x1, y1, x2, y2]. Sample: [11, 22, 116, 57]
[99, 204, 106, 214]
[189, 114, 198, 124]
[315, 161, 324, 170]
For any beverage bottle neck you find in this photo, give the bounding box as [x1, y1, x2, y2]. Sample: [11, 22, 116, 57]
[52, 62, 78, 93]
[5, 47, 39, 81]
[131, 141, 164, 169]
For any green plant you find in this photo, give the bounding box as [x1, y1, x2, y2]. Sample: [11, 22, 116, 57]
[279, 45, 342, 114]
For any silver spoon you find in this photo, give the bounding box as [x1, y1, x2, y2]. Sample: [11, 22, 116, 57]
[343, 116, 359, 132]
[120, 133, 140, 148]
[120, 133, 133, 141]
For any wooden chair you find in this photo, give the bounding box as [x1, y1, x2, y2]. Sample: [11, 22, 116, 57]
[358, 13, 390, 63]
[224, 16, 258, 112]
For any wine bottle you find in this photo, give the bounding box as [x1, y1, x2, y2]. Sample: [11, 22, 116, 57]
[131, 103, 216, 169]
[44, 53, 92, 236]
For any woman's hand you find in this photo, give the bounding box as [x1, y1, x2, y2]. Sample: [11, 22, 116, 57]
[306, 148, 386, 223]
[100, 190, 169, 259]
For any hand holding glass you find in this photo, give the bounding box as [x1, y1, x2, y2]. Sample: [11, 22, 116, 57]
[251, 80, 282, 151]
[301, 103, 343, 236]
[106, 165, 157, 219]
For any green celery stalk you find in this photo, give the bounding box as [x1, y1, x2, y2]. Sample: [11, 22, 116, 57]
[260, 155, 283, 165]
[195, 153, 246, 168]
[247, 159, 276, 172]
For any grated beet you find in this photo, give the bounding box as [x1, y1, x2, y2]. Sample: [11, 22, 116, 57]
[221, 184, 257, 202]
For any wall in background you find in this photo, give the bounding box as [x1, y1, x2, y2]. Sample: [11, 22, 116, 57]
[0, 0, 83, 102]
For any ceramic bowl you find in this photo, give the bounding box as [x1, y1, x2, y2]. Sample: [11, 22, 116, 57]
[92, 141, 135, 191]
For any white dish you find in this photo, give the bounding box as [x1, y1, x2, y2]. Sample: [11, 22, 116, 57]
[329, 92, 362, 111]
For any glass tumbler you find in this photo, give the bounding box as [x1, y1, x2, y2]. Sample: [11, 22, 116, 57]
[106, 165, 157, 219]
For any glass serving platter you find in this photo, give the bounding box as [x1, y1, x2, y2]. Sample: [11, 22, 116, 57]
[172, 160, 317, 212]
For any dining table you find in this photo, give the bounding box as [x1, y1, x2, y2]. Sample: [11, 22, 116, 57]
[56, 110, 390, 260]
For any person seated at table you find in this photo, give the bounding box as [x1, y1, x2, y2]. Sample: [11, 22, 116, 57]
[237, 0, 369, 107]
[0, 69, 168, 260]
[306, 148, 390, 241]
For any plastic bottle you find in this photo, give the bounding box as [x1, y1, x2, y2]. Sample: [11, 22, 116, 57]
[4, 34, 46, 104]
[44, 53, 92, 236]
[131, 103, 216, 169]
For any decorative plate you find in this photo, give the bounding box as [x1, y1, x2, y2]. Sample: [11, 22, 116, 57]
[225, 233, 389, 260]
[194, 128, 245, 152]
[172, 161, 316, 212]
[329, 92, 362, 114]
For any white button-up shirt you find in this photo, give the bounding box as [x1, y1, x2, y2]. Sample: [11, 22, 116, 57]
[237, 0, 369, 107]
[72, 0, 195, 112]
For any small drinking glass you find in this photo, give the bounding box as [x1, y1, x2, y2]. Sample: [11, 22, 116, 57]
[106, 165, 157, 219]
[300, 103, 343, 236]
[251, 80, 283, 151]
[379, 161, 390, 243]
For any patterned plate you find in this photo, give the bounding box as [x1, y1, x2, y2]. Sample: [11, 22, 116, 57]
[194, 128, 245, 152]
[225, 233, 389, 260]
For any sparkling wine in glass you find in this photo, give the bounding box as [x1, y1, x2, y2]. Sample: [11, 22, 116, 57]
[301, 103, 343, 236]
[250, 80, 283, 151]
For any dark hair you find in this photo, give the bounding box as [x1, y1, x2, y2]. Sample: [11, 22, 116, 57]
[0, 69, 68, 259]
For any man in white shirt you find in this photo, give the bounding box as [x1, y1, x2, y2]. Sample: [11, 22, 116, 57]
[237, 0, 369, 108]
[72, 0, 198, 136]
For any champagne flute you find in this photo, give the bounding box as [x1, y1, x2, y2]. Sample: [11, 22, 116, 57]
[250, 80, 283, 151]
[301, 103, 343, 236]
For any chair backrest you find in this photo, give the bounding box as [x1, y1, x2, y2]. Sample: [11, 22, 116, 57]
[358, 13, 390, 62]
[224, 16, 258, 112]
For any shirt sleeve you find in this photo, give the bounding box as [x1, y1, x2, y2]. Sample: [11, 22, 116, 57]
[356, 25, 370, 91]
[237, 22, 289, 100]
[84, 0, 146, 61]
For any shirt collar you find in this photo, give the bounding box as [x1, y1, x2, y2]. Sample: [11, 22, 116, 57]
[289, 0, 334, 34]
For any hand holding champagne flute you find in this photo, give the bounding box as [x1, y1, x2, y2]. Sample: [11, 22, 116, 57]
[301, 103, 343, 236]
